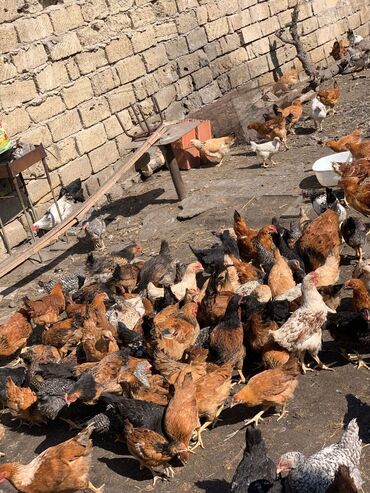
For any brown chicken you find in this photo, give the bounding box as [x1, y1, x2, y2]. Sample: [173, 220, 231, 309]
[82, 320, 119, 362]
[124, 419, 183, 485]
[110, 262, 141, 294]
[23, 284, 65, 325]
[20, 344, 61, 365]
[344, 278, 370, 311]
[65, 350, 128, 405]
[6, 377, 45, 425]
[315, 250, 340, 287]
[65, 296, 87, 317]
[0, 309, 32, 357]
[233, 210, 258, 262]
[318, 80, 340, 113]
[330, 39, 348, 60]
[248, 116, 289, 150]
[228, 354, 299, 437]
[153, 348, 208, 384]
[190, 135, 235, 166]
[153, 293, 199, 360]
[325, 129, 362, 153]
[164, 370, 199, 464]
[326, 465, 358, 493]
[339, 176, 370, 216]
[261, 341, 290, 369]
[332, 158, 370, 182]
[42, 315, 83, 355]
[272, 67, 299, 94]
[273, 100, 303, 134]
[0, 425, 103, 492]
[268, 248, 296, 297]
[253, 225, 278, 272]
[226, 252, 262, 283]
[129, 374, 169, 406]
[296, 210, 341, 271]
[346, 140, 370, 159]
[209, 295, 245, 382]
[193, 361, 233, 448]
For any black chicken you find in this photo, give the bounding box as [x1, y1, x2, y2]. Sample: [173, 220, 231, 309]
[340, 217, 367, 260]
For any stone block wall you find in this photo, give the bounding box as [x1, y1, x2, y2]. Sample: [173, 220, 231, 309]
[0, 0, 369, 254]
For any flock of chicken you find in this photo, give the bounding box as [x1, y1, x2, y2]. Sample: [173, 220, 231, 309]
[0, 30, 370, 493]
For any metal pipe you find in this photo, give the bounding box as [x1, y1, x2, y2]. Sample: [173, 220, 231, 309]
[0, 215, 11, 255]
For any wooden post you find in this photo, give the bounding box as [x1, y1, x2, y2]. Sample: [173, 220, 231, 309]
[166, 147, 187, 201]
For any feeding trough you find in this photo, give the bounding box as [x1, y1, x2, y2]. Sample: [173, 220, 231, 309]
[312, 151, 352, 187]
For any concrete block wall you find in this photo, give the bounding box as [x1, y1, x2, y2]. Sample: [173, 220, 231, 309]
[0, 0, 369, 254]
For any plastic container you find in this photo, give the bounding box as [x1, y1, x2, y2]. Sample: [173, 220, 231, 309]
[312, 151, 352, 187]
[171, 120, 212, 170]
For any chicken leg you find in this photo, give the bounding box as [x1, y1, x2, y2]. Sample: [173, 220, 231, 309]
[224, 409, 267, 442]
[311, 354, 334, 371]
[347, 351, 370, 370]
[88, 481, 105, 493]
[299, 351, 314, 374]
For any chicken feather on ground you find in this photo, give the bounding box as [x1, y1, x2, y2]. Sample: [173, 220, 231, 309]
[231, 427, 285, 493]
[325, 129, 362, 152]
[227, 354, 299, 438]
[277, 419, 362, 493]
[271, 272, 335, 373]
[0, 425, 104, 493]
[250, 137, 281, 168]
[190, 135, 235, 167]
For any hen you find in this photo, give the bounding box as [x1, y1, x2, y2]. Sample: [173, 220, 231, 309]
[340, 217, 367, 259]
[268, 248, 296, 297]
[0, 425, 104, 492]
[82, 217, 106, 250]
[333, 158, 370, 182]
[338, 176, 370, 216]
[273, 99, 303, 134]
[326, 465, 358, 493]
[318, 80, 340, 114]
[315, 250, 340, 287]
[329, 40, 348, 60]
[311, 97, 327, 131]
[190, 135, 235, 166]
[271, 272, 335, 373]
[38, 273, 85, 295]
[345, 141, 370, 159]
[6, 377, 45, 425]
[250, 137, 281, 168]
[23, 284, 65, 325]
[137, 240, 176, 291]
[248, 116, 290, 150]
[229, 354, 299, 432]
[231, 427, 285, 493]
[325, 129, 362, 153]
[344, 278, 370, 312]
[272, 67, 299, 95]
[0, 309, 32, 357]
[277, 419, 362, 493]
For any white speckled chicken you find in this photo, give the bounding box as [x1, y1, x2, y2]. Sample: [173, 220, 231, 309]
[271, 271, 335, 373]
[83, 217, 107, 250]
[277, 419, 362, 493]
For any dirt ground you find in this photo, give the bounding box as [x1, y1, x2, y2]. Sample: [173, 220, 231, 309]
[0, 72, 370, 493]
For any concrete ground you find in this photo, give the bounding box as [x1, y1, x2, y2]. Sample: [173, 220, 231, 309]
[0, 71, 369, 492]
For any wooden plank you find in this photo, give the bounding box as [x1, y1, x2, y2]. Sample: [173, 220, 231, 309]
[0, 125, 167, 279]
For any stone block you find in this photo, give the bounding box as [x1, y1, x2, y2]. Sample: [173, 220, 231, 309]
[176, 0, 198, 11]
[300, 15, 319, 34]
[155, 85, 176, 110]
[177, 53, 201, 77]
[177, 11, 198, 34]
[0, 24, 18, 52]
[61, 78, 92, 109]
[199, 82, 222, 105]
[47, 138, 79, 170]
[79, 98, 111, 127]
[166, 38, 189, 60]
[207, 3, 224, 21]
[0, 60, 17, 83]
[35, 62, 69, 93]
[205, 17, 229, 42]
[81, 0, 109, 21]
[348, 12, 361, 29]
[241, 23, 263, 44]
[65, 60, 80, 81]
[302, 31, 318, 51]
[298, 1, 313, 19]
[154, 0, 178, 17]
[269, 0, 289, 15]
[154, 63, 179, 87]
[28, 96, 66, 124]
[247, 37, 271, 57]
[131, 27, 156, 53]
[155, 22, 177, 42]
[211, 48, 247, 77]
[115, 133, 133, 156]
[316, 26, 332, 46]
[249, 3, 270, 23]
[130, 6, 156, 28]
[220, 0, 239, 15]
[48, 110, 81, 142]
[75, 49, 108, 75]
[142, 45, 168, 72]
[107, 86, 136, 113]
[116, 55, 146, 84]
[239, 0, 257, 7]
[187, 28, 207, 52]
[77, 23, 107, 48]
[0, 79, 37, 109]
[192, 67, 213, 90]
[217, 73, 231, 93]
[135, 74, 159, 98]
[3, 219, 27, 249]
[117, 109, 132, 130]
[175, 76, 193, 99]
[105, 36, 133, 63]
[91, 67, 119, 96]
[104, 116, 123, 139]
[260, 16, 280, 36]
[26, 171, 60, 204]
[49, 5, 84, 34]
[46, 32, 82, 61]
[15, 14, 53, 42]
[248, 55, 269, 79]
[21, 125, 52, 148]
[83, 174, 100, 196]
[59, 155, 92, 185]
[76, 123, 107, 154]
[278, 9, 293, 28]
[106, 12, 132, 34]
[3, 107, 30, 136]
[196, 5, 208, 25]
[219, 33, 241, 54]
[204, 41, 222, 62]
[89, 140, 119, 173]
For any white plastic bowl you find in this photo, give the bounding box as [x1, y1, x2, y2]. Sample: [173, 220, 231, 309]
[312, 151, 352, 187]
